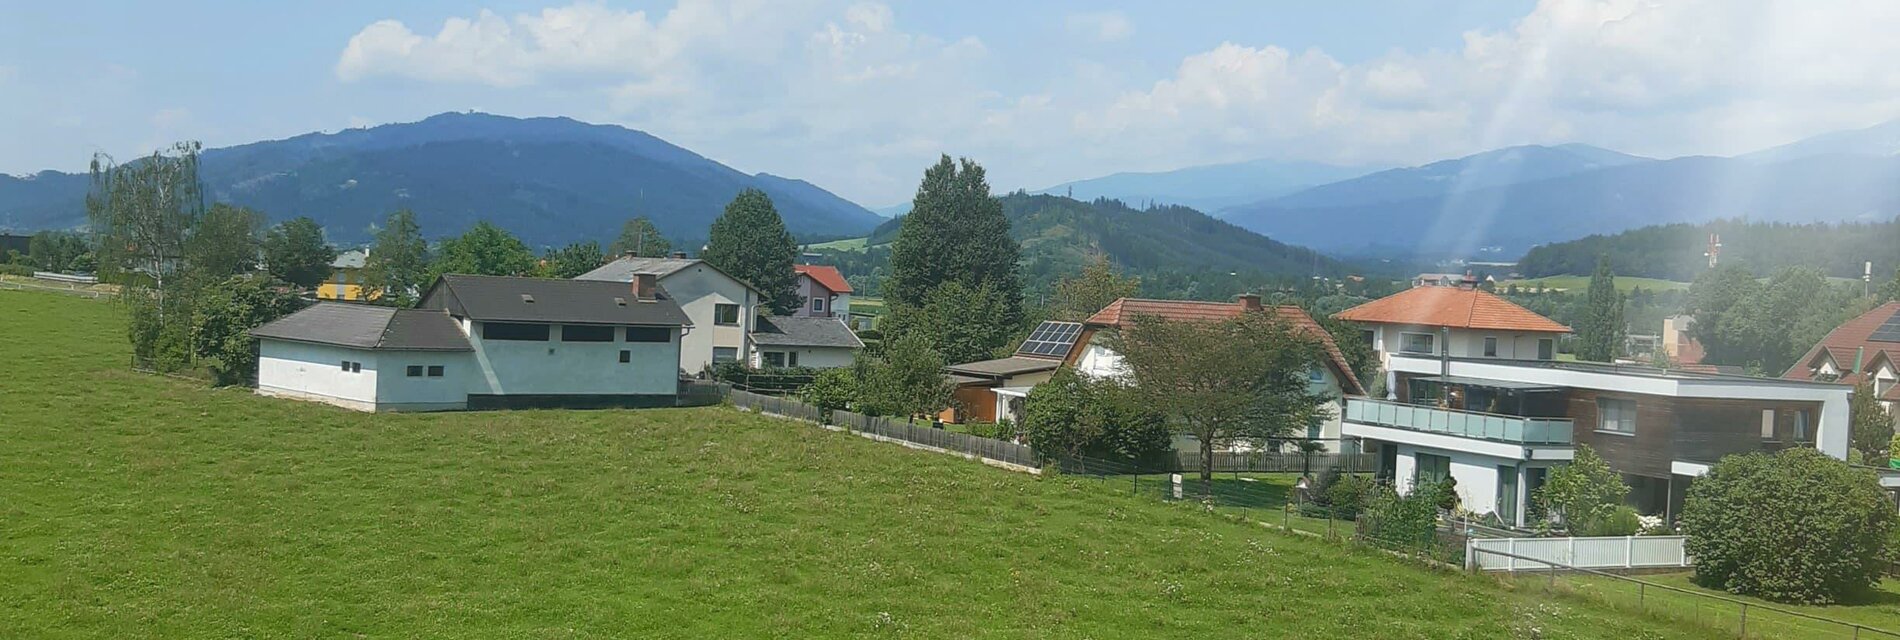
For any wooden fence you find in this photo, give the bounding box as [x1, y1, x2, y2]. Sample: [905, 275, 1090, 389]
[726, 388, 1039, 471]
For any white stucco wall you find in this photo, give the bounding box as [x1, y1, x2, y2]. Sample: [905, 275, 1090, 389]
[1393, 444, 1516, 520]
[467, 322, 681, 396]
[658, 265, 756, 374]
[1370, 325, 1556, 362]
[753, 345, 857, 369]
[1075, 339, 1127, 380]
[374, 352, 478, 411]
[257, 340, 383, 411]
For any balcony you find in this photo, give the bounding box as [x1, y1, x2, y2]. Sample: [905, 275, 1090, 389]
[1343, 398, 1574, 446]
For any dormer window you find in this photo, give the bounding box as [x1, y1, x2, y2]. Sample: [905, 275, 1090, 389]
[520, 294, 535, 303]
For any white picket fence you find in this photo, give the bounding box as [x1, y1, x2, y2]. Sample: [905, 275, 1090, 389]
[1467, 535, 1689, 572]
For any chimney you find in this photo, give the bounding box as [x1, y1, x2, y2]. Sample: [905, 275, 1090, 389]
[1236, 293, 1262, 312]
[1458, 270, 1479, 290]
[621, 250, 637, 260]
[670, 251, 688, 259]
[632, 273, 658, 301]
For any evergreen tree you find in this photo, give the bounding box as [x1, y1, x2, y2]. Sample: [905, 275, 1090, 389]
[432, 221, 537, 278]
[262, 217, 337, 289]
[702, 189, 800, 315]
[1576, 255, 1625, 362]
[609, 216, 672, 258]
[879, 280, 1014, 364]
[362, 210, 430, 307]
[886, 156, 1024, 336]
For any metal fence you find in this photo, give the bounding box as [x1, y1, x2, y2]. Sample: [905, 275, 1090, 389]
[1176, 450, 1379, 474]
[1471, 546, 1900, 640]
[1469, 535, 1689, 572]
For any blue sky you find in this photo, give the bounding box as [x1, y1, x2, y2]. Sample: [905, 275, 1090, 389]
[4, 1, 1897, 205]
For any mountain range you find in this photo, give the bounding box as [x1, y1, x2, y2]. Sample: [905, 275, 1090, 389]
[0, 112, 882, 247]
[1030, 158, 1379, 213]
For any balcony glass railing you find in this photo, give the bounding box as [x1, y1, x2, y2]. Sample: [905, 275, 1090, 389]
[1344, 398, 1573, 445]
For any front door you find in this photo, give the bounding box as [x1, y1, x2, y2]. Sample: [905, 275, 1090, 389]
[1496, 465, 1520, 526]
[1378, 443, 1398, 481]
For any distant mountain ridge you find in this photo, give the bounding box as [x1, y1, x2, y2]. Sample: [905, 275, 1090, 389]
[0, 112, 882, 246]
[1032, 158, 1379, 213]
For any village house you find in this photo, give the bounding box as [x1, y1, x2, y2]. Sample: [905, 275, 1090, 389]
[577, 254, 761, 374]
[749, 314, 864, 369]
[792, 264, 852, 318]
[250, 274, 690, 412]
[1784, 301, 1900, 414]
[316, 249, 373, 302]
[1333, 283, 1852, 527]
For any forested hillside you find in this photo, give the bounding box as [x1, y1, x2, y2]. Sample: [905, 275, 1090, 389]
[1518, 217, 1900, 280]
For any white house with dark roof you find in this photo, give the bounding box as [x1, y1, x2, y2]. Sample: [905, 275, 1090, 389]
[750, 315, 863, 369]
[251, 274, 692, 412]
[576, 254, 761, 374]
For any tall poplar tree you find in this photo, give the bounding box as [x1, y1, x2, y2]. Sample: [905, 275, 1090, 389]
[702, 189, 800, 315]
[885, 156, 1024, 350]
[1576, 255, 1625, 362]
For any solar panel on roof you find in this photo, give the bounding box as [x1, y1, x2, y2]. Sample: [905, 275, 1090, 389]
[1016, 321, 1084, 359]
[1871, 309, 1900, 343]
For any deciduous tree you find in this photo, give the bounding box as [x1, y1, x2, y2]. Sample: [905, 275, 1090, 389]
[879, 280, 1015, 364]
[1851, 380, 1896, 463]
[193, 275, 305, 386]
[432, 221, 537, 278]
[886, 156, 1023, 342]
[609, 216, 671, 258]
[362, 210, 430, 306]
[87, 142, 205, 370]
[1049, 254, 1138, 321]
[1112, 312, 1331, 489]
[702, 189, 800, 315]
[187, 204, 264, 281]
[262, 217, 337, 289]
[855, 332, 952, 423]
[1532, 445, 1628, 534]
[541, 241, 606, 279]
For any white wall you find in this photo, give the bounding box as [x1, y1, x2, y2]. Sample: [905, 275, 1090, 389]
[257, 340, 382, 411]
[1371, 325, 1555, 362]
[375, 352, 478, 411]
[659, 265, 756, 374]
[753, 346, 856, 369]
[1075, 338, 1127, 380]
[1393, 444, 1521, 521]
[468, 322, 680, 396]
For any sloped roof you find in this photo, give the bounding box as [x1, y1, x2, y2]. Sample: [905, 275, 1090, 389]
[250, 303, 471, 351]
[794, 264, 853, 294]
[1333, 286, 1572, 333]
[752, 315, 864, 349]
[1784, 301, 1900, 385]
[421, 274, 691, 327]
[331, 249, 368, 270]
[575, 256, 762, 293]
[1085, 297, 1364, 396]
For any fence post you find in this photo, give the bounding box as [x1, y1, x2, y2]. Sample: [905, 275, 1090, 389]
[1740, 603, 1747, 638]
[1464, 538, 1475, 571]
[1508, 538, 1517, 572]
[1625, 536, 1634, 569]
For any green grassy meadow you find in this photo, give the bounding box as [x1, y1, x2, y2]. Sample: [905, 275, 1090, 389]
[1564, 572, 1900, 637]
[0, 289, 1721, 638]
[808, 236, 871, 252]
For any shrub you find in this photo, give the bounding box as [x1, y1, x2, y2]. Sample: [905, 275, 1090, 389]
[1679, 448, 1897, 604]
[799, 367, 857, 418]
[1534, 445, 1628, 534]
[0, 263, 33, 277]
[1310, 466, 1344, 507]
[1579, 504, 1643, 537]
[1326, 475, 1376, 520]
[1360, 481, 1442, 549]
[1023, 369, 1171, 464]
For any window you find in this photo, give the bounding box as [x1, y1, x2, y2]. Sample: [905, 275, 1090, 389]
[483, 322, 550, 341]
[625, 326, 670, 343]
[427, 365, 443, 377]
[1306, 415, 1323, 440]
[1597, 397, 1636, 434]
[714, 303, 740, 325]
[561, 324, 615, 342]
[407, 365, 424, 377]
[1497, 466, 1520, 525]
[340, 360, 350, 371]
[1794, 409, 1810, 442]
[340, 360, 362, 373]
[1361, 329, 1376, 349]
[1415, 453, 1451, 484]
[788, 351, 799, 367]
[1307, 368, 1325, 382]
[1400, 332, 1435, 354]
[763, 351, 786, 368]
[618, 350, 631, 363]
[1483, 336, 1499, 357]
[1537, 338, 1555, 360]
[1760, 409, 1776, 439]
[811, 297, 825, 313]
[713, 347, 739, 362]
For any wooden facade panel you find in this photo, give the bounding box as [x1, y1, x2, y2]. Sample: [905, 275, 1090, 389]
[1568, 389, 1675, 478]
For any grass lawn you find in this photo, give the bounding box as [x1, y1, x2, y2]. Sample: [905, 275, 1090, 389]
[850, 296, 886, 316]
[808, 236, 870, 252]
[1562, 571, 1900, 638]
[0, 289, 1721, 638]
[1500, 275, 1691, 293]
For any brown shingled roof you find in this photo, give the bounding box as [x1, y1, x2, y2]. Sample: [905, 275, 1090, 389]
[1333, 286, 1571, 333]
[1084, 297, 1364, 396]
[1784, 301, 1900, 385]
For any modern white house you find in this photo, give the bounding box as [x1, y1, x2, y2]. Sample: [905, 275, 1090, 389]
[1334, 283, 1853, 527]
[251, 274, 692, 412]
[1071, 295, 1366, 449]
[749, 315, 864, 369]
[577, 254, 762, 374]
[792, 264, 852, 318]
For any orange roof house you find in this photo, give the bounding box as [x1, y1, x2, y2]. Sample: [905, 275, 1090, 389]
[1784, 301, 1900, 386]
[793, 264, 853, 294]
[1333, 286, 1571, 334]
[1081, 294, 1365, 396]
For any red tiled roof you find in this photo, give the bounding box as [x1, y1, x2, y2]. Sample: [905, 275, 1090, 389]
[1333, 286, 1571, 333]
[1085, 297, 1364, 396]
[794, 264, 853, 294]
[1782, 301, 1900, 385]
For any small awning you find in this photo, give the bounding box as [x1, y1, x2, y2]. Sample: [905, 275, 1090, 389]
[992, 386, 1035, 399]
[1416, 374, 1564, 392]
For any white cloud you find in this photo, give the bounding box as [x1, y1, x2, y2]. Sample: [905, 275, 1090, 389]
[329, 0, 1900, 204]
[1065, 11, 1132, 42]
